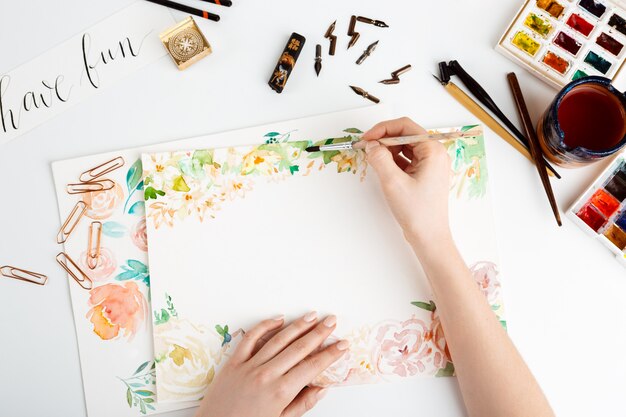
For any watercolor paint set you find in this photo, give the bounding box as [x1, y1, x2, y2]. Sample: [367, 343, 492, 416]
[568, 152, 626, 267]
[497, 0, 626, 89]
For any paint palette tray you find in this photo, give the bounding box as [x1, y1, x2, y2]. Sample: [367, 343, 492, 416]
[497, 0, 626, 89]
[568, 151, 626, 268]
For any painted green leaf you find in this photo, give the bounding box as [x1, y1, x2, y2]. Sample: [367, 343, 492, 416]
[134, 361, 150, 375]
[323, 151, 340, 165]
[151, 362, 156, 370]
[500, 320, 508, 330]
[156, 190, 165, 196]
[126, 388, 132, 408]
[411, 300, 436, 312]
[172, 176, 190, 192]
[116, 270, 139, 281]
[215, 325, 224, 335]
[140, 401, 146, 414]
[145, 403, 155, 410]
[102, 221, 127, 238]
[491, 304, 501, 310]
[289, 165, 299, 175]
[129, 383, 143, 388]
[224, 325, 229, 333]
[264, 132, 280, 137]
[192, 150, 214, 167]
[143, 398, 155, 403]
[461, 124, 479, 132]
[136, 390, 154, 397]
[435, 361, 455, 377]
[127, 260, 148, 273]
[129, 201, 145, 216]
[343, 128, 363, 134]
[127, 159, 143, 192]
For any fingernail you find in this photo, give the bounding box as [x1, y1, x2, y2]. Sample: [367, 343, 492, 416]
[323, 315, 337, 327]
[272, 314, 285, 321]
[303, 311, 317, 322]
[364, 141, 379, 153]
[316, 388, 328, 400]
[336, 339, 350, 350]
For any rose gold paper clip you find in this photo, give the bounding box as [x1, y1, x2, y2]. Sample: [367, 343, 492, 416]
[1, 266, 48, 286]
[87, 222, 102, 270]
[57, 201, 87, 244]
[79, 156, 125, 182]
[66, 179, 115, 195]
[56, 252, 93, 290]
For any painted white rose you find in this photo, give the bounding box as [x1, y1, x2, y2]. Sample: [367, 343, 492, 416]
[153, 317, 224, 402]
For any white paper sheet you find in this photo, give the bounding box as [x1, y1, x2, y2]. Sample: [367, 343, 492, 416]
[141, 112, 506, 403]
[1, 2, 174, 145]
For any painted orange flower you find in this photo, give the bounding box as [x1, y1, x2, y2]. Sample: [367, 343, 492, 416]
[82, 182, 125, 220]
[86, 282, 147, 341]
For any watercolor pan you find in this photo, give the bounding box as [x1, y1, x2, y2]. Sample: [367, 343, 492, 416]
[597, 32, 624, 55]
[525, 12, 555, 37]
[543, 50, 572, 72]
[497, 0, 626, 89]
[568, 151, 626, 268]
[585, 50, 613, 72]
[567, 13, 596, 36]
[554, 31, 583, 54]
[609, 13, 626, 35]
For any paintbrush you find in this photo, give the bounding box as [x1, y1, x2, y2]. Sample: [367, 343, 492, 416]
[305, 128, 483, 152]
[507, 72, 562, 226]
[435, 76, 558, 178]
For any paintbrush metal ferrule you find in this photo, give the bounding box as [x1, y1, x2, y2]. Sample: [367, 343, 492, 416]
[309, 142, 356, 152]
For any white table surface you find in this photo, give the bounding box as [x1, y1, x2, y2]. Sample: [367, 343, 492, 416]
[1, 1, 625, 416]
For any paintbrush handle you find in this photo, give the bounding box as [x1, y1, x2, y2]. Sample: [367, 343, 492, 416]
[507, 73, 562, 226]
[377, 129, 483, 146]
[444, 82, 556, 178]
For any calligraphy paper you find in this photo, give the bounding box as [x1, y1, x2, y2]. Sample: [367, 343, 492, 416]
[1, 2, 174, 145]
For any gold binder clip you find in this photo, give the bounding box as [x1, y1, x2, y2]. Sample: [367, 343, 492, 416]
[87, 222, 102, 270]
[79, 156, 125, 182]
[56, 252, 93, 290]
[66, 179, 115, 195]
[57, 201, 87, 244]
[1, 266, 48, 286]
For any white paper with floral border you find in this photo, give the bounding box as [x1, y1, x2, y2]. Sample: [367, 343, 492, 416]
[142, 115, 506, 404]
[51, 107, 394, 416]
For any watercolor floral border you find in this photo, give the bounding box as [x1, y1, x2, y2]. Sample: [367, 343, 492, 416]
[146, 260, 503, 402]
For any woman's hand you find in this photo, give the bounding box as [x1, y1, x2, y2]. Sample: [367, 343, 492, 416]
[361, 117, 452, 250]
[194, 312, 349, 417]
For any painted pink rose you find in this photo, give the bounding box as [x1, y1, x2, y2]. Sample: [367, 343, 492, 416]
[79, 247, 117, 282]
[131, 218, 148, 252]
[373, 317, 431, 377]
[82, 183, 125, 220]
[470, 261, 500, 303]
[86, 282, 147, 341]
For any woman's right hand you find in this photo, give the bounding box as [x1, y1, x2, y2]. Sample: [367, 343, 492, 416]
[361, 117, 452, 250]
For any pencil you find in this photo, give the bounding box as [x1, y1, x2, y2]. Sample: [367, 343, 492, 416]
[507, 72, 562, 226]
[442, 80, 557, 178]
[198, 0, 232, 6]
[144, 0, 220, 22]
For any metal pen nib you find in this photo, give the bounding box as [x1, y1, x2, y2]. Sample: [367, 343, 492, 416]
[324, 20, 337, 56]
[356, 40, 378, 65]
[349, 85, 380, 104]
[314, 44, 322, 76]
[379, 64, 412, 84]
[356, 16, 389, 28]
[347, 15, 360, 49]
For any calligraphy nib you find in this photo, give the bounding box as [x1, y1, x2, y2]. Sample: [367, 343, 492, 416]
[375, 21, 389, 28]
[349, 85, 380, 104]
[314, 44, 322, 76]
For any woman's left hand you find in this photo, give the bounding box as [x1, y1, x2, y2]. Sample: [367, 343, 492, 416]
[194, 312, 349, 417]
